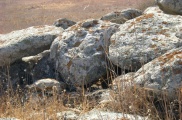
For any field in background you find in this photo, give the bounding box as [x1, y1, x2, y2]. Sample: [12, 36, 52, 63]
[0, 0, 155, 34]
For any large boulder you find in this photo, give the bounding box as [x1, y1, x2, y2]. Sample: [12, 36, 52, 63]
[0, 25, 63, 66]
[109, 6, 182, 71]
[101, 8, 142, 24]
[134, 47, 182, 99]
[50, 19, 119, 87]
[156, 0, 182, 15]
[54, 18, 76, 29]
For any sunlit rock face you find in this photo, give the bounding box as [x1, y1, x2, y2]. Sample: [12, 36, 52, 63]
[109, 6, 182, 71]
[50, 19, 119, 86]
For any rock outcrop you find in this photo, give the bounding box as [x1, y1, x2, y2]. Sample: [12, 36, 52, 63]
[54, 18, 76, 29]
[109, 6, 182, 71]
[114, 47, 182, 100]
[0, 25, 63, 66]
[50, 19, 119, 87]
[156, 0, 182, 15]
[134, 47, 182, 99]
[101, 8, 142, 24]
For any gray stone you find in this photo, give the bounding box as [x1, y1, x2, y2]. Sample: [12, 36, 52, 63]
[109, 6, 182, 71]
[54, 18, 76, 29]
[112, 72, 135, 91]
[26, 78, 67, 93]
[134, 47, 182, 99]
[0, 25, 63, 66]
[78, 109, 148, 120]
[86, 89, 112, 104]
[57, 109, 148, 120]
[50, 19, 119, 87]
[156, 0, 182, 15]
[101, 8, 142, 24]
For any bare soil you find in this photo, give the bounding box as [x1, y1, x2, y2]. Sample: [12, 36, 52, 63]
[0, 0, 154, 34]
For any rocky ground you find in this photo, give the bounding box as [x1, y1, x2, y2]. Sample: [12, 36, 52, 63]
[0, 0, 182, 120]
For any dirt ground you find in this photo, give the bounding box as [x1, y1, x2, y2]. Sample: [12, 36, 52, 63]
[0, 0, 154, 34]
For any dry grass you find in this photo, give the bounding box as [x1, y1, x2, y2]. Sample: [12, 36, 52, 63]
[2, 0, 179, 120]
[1, 69, 181, 119]
[0, 56, 181, 119]
[107, 81, 182, 120]
[0, 92, 66, 119]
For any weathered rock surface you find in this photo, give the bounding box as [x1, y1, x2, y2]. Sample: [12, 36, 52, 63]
[26, 78, 67, 93]
[57, 109, 148, 120]
[0, 25, 63, 66]
[112, 72, 135, 91]
[109, 6, 182, 71]
[134, 47, 182, 99]
[86, 89, 112, 104]
[78, 109, 148, 120]
[54, 18, 76, 29]
[101, 8, 142, 24]
[50, 19, 119, 86]
[156, 0, 182, 15]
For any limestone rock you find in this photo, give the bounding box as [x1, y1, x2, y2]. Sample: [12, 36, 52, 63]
[78, 109, 148, 120]
[134, 47, 182, 99]
[57, 109, 148, 120]
[86, 89, 112, 104]
[112, 72, 135, 91]
[101, 8, 142, 24]
[26, 78, 67, 93]
[50, 19, 119, 86]
[54, 18, 76, 29]
[0, 25, 63, 66]
[156, 0, 182, 15]
[109, 6, 182, 71]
